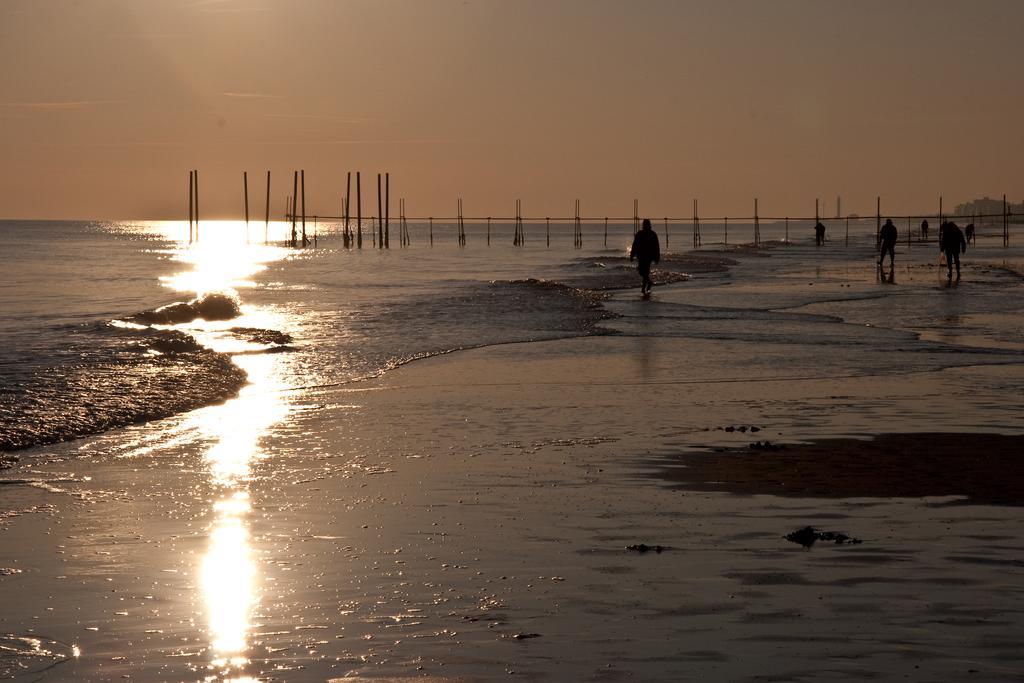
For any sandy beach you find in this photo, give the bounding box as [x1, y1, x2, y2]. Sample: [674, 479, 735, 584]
[3, 234, 1024, 681]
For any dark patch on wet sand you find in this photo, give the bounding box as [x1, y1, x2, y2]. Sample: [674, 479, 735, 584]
[653, 433, 1024, 505]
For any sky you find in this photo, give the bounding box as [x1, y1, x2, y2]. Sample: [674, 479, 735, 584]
[1, 0, 1022, 220]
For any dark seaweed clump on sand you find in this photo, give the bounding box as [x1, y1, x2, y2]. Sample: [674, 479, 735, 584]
[654, 433, 1024, 506]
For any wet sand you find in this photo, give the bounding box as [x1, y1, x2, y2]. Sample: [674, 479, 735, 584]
[656, 433, 1024, 505]
[3, 334, 1024, 681]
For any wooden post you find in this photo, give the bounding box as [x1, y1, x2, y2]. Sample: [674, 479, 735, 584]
[384, 172, 390, 249]
[664, 217, 669, 249]
[876, 196, 881, 247]
[546, 216, 550, 247]
[724, 216, 728, 245]
[243, 171, 249, 236]
[846, 217, 850, 247]
[604, 217, 608, 247]
[188, 170, 194, 244]
[290, 171, 298, 247]
[1004, 194, 1009, 247]
[907, 215, 911, 250]
[458, 198, 465, 246]
[377, 173, 383, 249]
[693, 199, 700, 248]
[301, 169, 307, 247]
[429, 216, 434, 247]
[264, 170, 270, 245]
[815, 198, 819, 224]
[344, 172, 352, 247]
[356, 171, 362, 249]
[487, 216, 491, 246]
[575, 199, 582, 248]
[754, 198, 760, 247]
[193, 169, 200, 242]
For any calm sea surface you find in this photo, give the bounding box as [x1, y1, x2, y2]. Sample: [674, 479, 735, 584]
[2, 217, 1022, 453]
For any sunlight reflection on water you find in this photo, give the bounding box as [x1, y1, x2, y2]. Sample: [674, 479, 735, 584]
[150, 222, 297, 680]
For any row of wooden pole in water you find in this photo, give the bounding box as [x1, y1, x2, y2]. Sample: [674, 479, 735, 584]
[187, 172, 1015, 249]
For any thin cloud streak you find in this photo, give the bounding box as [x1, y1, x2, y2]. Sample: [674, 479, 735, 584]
[1, 100, 125, 110]
[221, 92, 284, 99]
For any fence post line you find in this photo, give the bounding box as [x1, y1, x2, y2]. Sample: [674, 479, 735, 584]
[301, 169, 307, 247]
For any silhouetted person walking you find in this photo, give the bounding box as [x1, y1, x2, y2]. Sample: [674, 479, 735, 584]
[940, 221, 966, 282]
[921, 219, 929, 240]
[630, 218, 660, 295]
[814, 221, 826, 246]
[965, 223, 975, 244]
[878, 218, 898, 267]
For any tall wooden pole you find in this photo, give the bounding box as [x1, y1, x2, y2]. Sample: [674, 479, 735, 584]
[243, 171, 250, 243]
[754, 198, 760, 247]
[193, 169, 200, 242]
[291, 171, 298, 247]
[344, 171, 351, 246]
[188, 170, 194, 244]
[356, 171, 362, 248]
[384, 172, 390, 249]
[377, 173, 383, 249]
[1004, 194, 1009, 247]
[876, 196, 881, 246]
[264, 170, 270, 245]
[301, 170, 307, 247]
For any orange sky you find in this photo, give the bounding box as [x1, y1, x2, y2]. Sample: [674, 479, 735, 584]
[1, 0, 1021, 220]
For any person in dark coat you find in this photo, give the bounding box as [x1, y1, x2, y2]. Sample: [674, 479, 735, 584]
[965, 223, 975, 244]
[878, 218, 898, 267]
[630, 218, 660, 295]
[814, 222, 826, 246]
[940, 221, 967, 281]
[920, 219, 930, 240]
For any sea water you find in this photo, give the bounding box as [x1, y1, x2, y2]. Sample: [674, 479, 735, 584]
[2, 218, 1022, 453]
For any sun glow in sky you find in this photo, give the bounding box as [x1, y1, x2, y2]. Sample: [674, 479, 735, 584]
[2, 0, 1022, 219]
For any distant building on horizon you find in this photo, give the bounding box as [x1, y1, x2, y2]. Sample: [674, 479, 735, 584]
[954, 196, 1022, 222]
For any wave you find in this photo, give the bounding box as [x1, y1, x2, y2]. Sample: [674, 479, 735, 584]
[0, 314, 248, 454]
